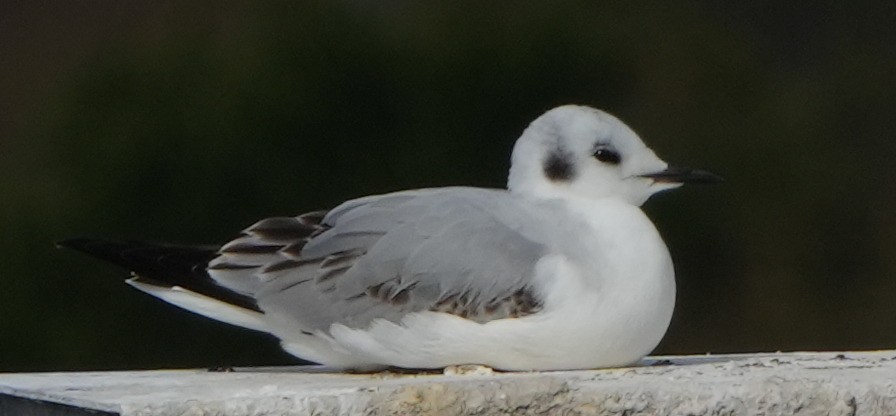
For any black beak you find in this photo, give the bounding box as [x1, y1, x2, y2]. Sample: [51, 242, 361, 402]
[640, 166, 724, 184]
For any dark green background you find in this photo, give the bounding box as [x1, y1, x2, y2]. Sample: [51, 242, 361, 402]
[2, 2, 895, 371]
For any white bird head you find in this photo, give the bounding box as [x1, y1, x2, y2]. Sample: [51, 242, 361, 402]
[508, 105, 720, 206]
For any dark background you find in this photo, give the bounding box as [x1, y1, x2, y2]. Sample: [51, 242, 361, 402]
[2, 1, 894, 372]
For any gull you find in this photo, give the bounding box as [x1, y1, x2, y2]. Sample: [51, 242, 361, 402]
[59, 105, 720, 371]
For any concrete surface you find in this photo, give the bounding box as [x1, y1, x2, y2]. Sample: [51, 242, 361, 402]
[1, 351, 895, 415]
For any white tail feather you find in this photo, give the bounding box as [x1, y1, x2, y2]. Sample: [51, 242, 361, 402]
[126, 278, 269, 332]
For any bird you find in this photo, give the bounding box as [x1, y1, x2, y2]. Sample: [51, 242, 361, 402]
[59, 105, 721, 371]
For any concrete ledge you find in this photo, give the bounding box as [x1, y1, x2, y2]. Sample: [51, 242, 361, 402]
[2, 351, 895, 415]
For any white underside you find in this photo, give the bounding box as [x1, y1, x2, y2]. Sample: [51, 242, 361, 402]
[129, 197, 676, 371]
[279, 237, 674, 371]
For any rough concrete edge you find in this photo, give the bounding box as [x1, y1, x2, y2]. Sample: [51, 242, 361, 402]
[0, 385, 120, 415]
[114, 357, 896, 415]
[114, 371, 888, 416]
[349, 360, 896, 415]
[4, 351, 896, 415]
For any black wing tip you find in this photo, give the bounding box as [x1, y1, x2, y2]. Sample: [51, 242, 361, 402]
[56, 237, 121, 253]
[57, 237, 262, 312]
[55, 237, 92, 250]
[55, 237, 220, 272]
[55, 237, 137, 267]
[56, 237, 120, 261]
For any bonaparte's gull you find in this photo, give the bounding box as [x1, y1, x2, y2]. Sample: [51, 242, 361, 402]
[60, 105, 720, 371]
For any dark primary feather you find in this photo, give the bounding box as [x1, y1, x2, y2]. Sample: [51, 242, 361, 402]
[57, 238, 261, 312]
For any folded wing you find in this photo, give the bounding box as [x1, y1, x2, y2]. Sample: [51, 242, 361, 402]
[209, 187, 554, 334]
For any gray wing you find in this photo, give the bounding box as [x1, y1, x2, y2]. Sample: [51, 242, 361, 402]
[209, 187, 556, 332]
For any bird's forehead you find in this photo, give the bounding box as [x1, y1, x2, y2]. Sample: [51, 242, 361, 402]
[528, 106, 649, 158]
[536, 108, 608, 145]
[555, 111, 635, 151]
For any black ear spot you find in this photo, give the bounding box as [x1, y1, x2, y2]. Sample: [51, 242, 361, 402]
[543, 151, 576, 182]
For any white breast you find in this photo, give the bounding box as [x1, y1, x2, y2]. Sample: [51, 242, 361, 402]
[528, 197, 677, 369]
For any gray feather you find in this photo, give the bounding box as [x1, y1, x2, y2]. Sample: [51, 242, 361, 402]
[210, 187, 571, 332]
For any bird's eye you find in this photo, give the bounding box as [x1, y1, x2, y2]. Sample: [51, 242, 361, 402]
[592, 148, 621, 164]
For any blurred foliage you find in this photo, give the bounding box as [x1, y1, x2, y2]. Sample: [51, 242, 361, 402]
[1, 1, 895, 371]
